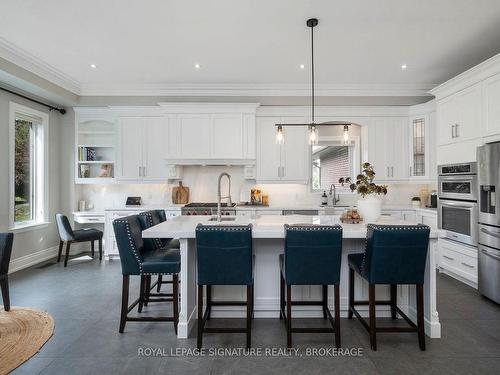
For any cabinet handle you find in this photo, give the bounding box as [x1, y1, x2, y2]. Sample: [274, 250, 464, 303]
[143, 166, 147, 177]
[282, 166, 285, 177]
[443, 255, 454, 261]
[391, 167, 394, 177]
[451, 125, 455, 138]
[138, 166, 142, 177]
[410, 166, 412, 176]
[455, 124, 460, 138]
[278, 166, 281, 177]
[461, 262, 474, 268]
[387, 167, 390, 177]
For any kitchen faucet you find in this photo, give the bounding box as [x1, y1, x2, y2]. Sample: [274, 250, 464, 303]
[217, 172, 232, 222]
[329, 184, 340, 206]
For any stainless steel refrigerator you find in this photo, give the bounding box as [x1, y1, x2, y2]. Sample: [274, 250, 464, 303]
[477, 142, 500, 303]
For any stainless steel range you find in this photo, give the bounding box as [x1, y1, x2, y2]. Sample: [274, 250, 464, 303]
[181, 203, 237, 216]
[438, 162, 478, 246]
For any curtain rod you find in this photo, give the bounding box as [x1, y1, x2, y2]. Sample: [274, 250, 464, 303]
[0, 86, 66, 114]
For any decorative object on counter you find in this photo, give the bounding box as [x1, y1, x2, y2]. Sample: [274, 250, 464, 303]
[125, 197, 142, 206]
[340, 208, 362, 224]
[419, 187, 429, 208]
[172, 181, 189, 204]
[411, 197, 421, 208]
[251, 188, 262, 205]
[321, 191, 328, 205]
[339, 162, 388, 223]
[78, 200, 86, 212]
[262, 194, 269, 206]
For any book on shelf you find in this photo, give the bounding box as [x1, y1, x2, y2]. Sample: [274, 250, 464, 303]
[78, 146, 96, 161]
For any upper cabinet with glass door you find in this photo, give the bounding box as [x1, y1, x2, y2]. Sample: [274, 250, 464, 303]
[408, 113, 435, 181]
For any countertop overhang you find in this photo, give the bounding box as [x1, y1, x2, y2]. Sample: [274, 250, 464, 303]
[142, 215, 443, 239]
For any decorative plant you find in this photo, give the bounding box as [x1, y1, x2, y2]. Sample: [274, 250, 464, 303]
[411, 197, 421, 202]
[339, 162, 388, 198]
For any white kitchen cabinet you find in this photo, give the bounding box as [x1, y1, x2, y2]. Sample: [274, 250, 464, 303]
[408, 113, 436, 181]
[483, 72, 500, 138]
[368, 118, 408, 181]
[256, 117, 309, 183]
[415, 209, 437, 229]
[436, 83, 482, 146]
[166, 112, 256, 163]
[117, 117, 169, 182]
[437, 238, 478, 287]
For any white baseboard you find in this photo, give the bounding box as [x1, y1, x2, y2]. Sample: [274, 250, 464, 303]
[9, 245, 59, 273]
[8, 242, 88, 274]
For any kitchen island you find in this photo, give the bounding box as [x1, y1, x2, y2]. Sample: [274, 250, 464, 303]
[143, 215, 442, 339]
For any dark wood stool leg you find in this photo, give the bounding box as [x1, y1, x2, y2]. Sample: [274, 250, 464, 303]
[197, 285, 204, 349]
[251, 284, 255, 320]
[57, 241, 63, 263]
[322, 284, 328, 319]
[138, 276, 145, 313]
[286, 284, 292, 348]
[348, 267, 354, 319]
[206, 285, 212, 320]
[390, 284, 397, 319]
[1, 277, 10, 311]
[417, 284, 426, 350]
[157, 275, 163, 292]
[98, 238, 103, 261]
[279, 273, 285, 320]
[173, 274, 179, 335]
[369, 283, 377, 351]
[64, 241, 72, 267]
[334, 284, 341, 349]
[144, 275, 151, 306]
[91, 240, 95, 257]
[119, 275, 129, 333]
[246, 284, 253, 349]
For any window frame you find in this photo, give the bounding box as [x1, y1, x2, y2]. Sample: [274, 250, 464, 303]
[309, 135, 361, 193]
[9, 102, 49, 231]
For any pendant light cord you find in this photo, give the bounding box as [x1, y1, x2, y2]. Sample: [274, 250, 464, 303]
[311, 23, 315, 124]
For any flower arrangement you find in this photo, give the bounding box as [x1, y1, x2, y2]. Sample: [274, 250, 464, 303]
[338, 162, 388, 198]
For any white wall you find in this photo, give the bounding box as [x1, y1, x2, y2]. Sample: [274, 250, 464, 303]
[0, 90, 63, 267]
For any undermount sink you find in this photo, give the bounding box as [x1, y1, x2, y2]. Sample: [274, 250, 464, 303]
[208, 217, 237, 222]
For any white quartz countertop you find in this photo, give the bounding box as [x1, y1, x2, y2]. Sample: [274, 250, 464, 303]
[142, 214, 443, 239]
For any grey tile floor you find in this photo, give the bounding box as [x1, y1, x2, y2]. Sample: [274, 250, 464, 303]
[6, 255, 500, 375]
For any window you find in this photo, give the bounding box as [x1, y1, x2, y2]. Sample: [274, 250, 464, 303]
[311, 136, 360, 191]
[9, 103, 48, 229]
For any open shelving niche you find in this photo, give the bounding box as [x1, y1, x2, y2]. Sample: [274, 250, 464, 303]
[75, 119, 117, 184]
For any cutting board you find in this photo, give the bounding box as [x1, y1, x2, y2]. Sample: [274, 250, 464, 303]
[172, 182, 189, 204]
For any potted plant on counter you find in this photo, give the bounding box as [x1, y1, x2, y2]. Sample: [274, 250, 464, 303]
[411, 196, 421, 208]
[339, 162, 388, 223]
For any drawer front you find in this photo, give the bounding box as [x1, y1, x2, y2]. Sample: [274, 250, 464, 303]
[439, 241, 478, 282]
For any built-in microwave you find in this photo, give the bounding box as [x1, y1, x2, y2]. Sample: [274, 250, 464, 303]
[438, 199, 478, 246]
[438, 174, 477, 201]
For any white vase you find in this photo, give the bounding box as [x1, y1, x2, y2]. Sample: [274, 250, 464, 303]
[357, 196, 382, 223]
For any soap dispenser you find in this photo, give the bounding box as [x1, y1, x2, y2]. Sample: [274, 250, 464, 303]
[321, 191, 328, 205]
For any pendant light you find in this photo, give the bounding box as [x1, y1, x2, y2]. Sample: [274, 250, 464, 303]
[275, 18, 350, 145]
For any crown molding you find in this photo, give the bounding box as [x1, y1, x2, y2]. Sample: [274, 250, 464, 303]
[429, 52, 500, 100]
[79, 82, 435, 98]
[256, 105, 411, 117]
[0, 37, 81, 94]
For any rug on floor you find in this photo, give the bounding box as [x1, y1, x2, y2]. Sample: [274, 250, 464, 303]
[0, 307, 54, 374]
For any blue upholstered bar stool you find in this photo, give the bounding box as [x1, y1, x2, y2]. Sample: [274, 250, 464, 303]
[195, 224, 254, 349]
[348, 224, 430, 351]
[138, 210, 180, 305]
[280, 224, 343, 348]
[113, 215, 180, 334]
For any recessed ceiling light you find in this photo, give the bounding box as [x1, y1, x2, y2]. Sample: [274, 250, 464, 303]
[194, 63, 201, 69]
[90, 64, 97, 69]
[300, 64, 305, 70]
[401, 64, 407, 70]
